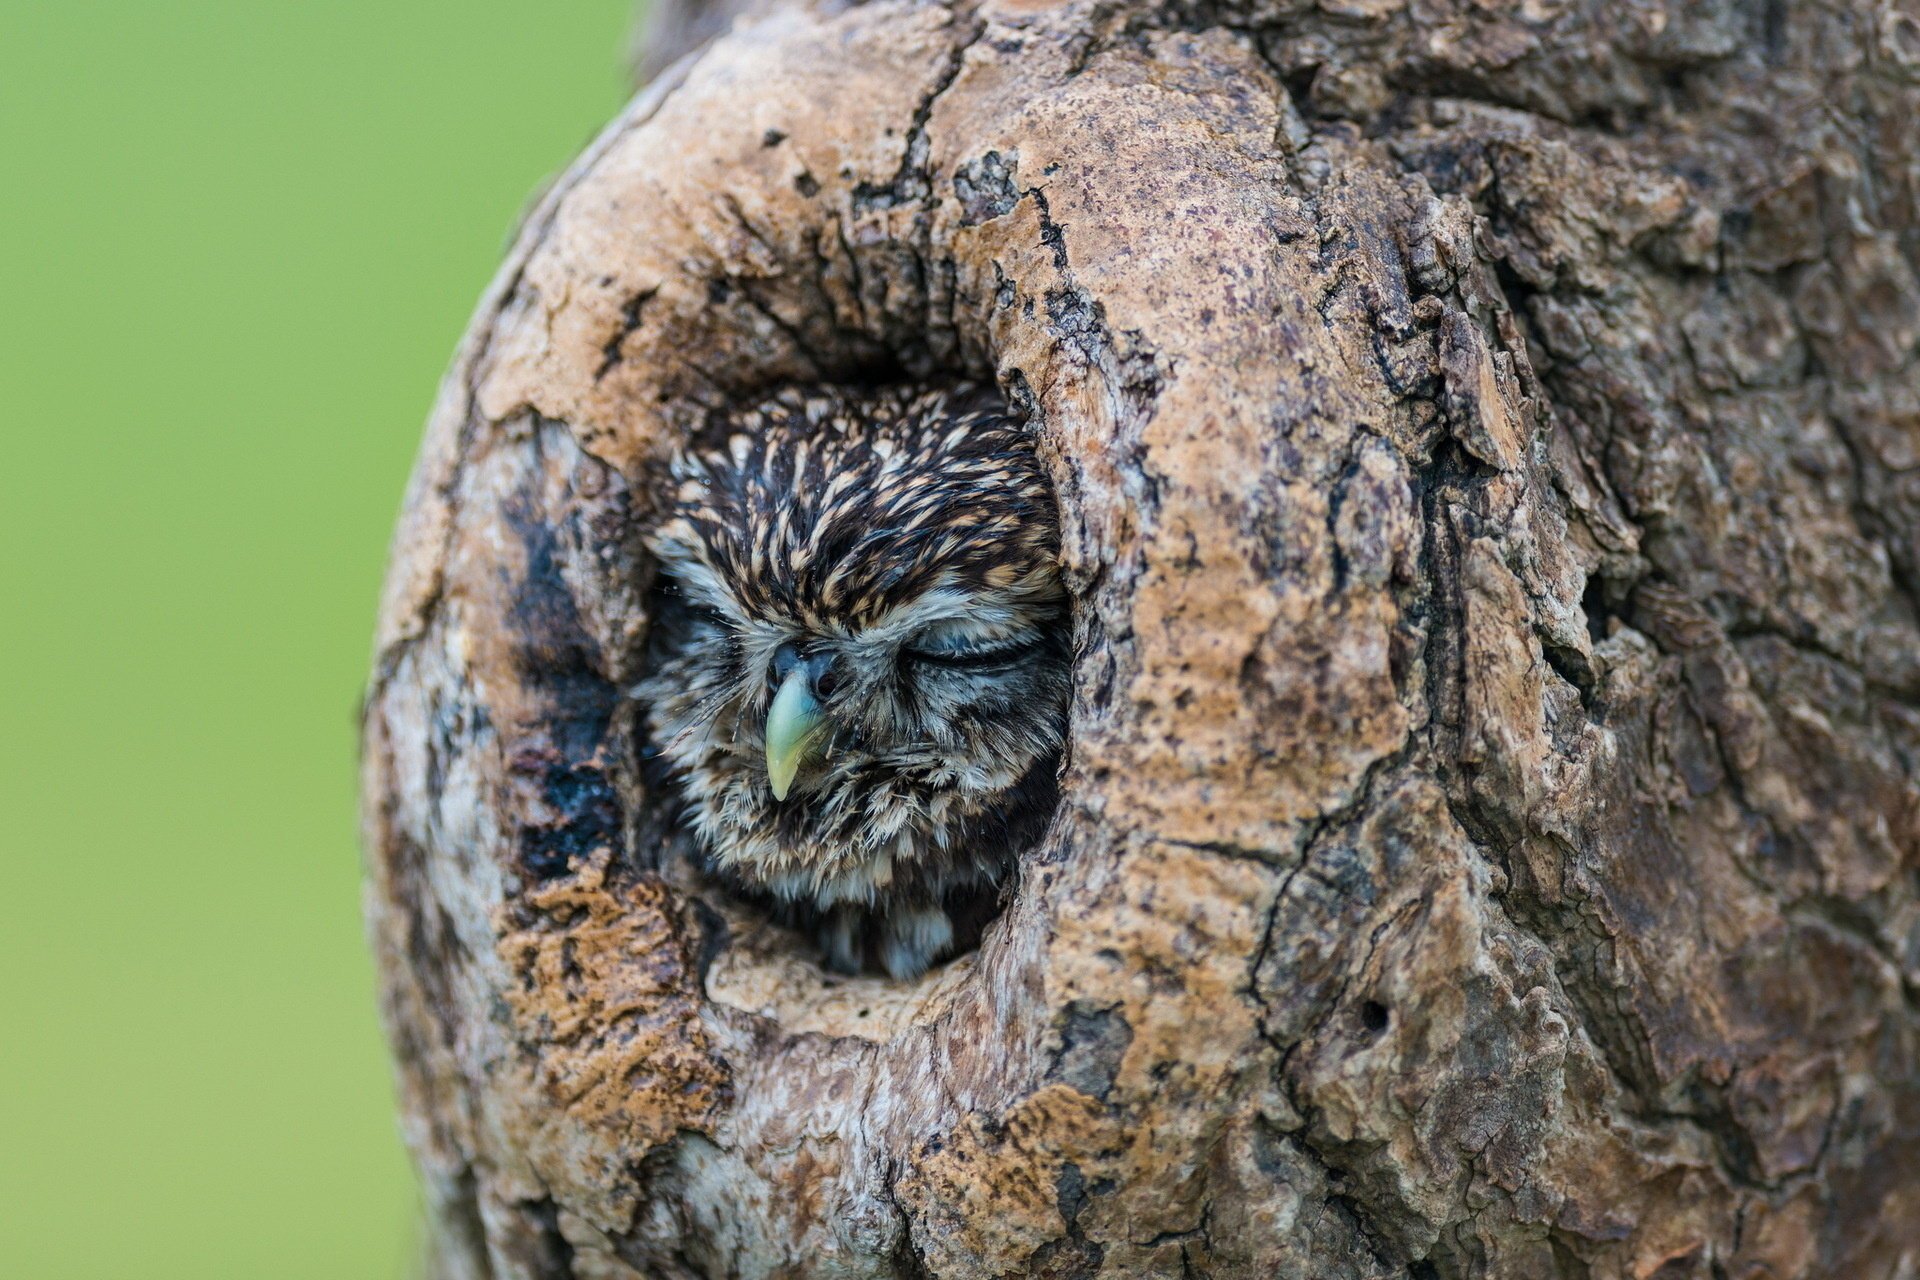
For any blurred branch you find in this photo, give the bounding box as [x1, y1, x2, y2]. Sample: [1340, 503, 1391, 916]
[629, 0, 775, 84]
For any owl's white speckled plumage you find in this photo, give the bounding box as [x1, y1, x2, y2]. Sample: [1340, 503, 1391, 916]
[636, 385, 1070, 978]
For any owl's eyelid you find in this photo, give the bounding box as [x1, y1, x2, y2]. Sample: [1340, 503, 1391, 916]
[904, 633, 1041, 668]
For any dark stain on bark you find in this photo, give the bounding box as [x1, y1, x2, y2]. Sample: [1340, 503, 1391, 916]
[513, 754, 623, 880]
[503, 497, 624, 881]
[506, 499, 616, 760]
[1046, 1000, 1134, 1100]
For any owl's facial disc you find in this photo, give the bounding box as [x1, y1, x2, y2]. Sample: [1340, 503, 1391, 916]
[749, 597, 1059, 800]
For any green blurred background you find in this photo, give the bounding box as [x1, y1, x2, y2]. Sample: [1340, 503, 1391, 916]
[1, 3, 635, 1274]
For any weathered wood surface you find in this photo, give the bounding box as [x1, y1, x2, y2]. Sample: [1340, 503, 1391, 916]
[362, 0, 1920, 1275]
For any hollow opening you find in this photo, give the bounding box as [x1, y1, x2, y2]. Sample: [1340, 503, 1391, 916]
[627, 379, 1070, 1026]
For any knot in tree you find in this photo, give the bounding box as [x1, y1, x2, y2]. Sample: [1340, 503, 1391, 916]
[361, 0, 1920, 1275]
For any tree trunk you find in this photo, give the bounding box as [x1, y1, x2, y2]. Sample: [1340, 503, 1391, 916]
[361, 0, 1920, 1275]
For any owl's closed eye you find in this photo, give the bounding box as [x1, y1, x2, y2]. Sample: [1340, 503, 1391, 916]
[636, 385, 1070, 978]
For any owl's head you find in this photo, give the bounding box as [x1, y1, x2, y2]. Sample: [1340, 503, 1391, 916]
[638, 385, 1070, 969]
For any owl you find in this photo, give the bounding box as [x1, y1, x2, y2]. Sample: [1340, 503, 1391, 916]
[637, 385, 1071, 979]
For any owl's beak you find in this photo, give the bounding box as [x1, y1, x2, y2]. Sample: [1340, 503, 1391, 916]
[765, 667, 830, 801]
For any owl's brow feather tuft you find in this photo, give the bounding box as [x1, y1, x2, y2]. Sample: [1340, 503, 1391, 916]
[671, 385, 1057, 627]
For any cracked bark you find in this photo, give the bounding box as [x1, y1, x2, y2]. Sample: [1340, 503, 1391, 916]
[363, 0, 1920, 1276]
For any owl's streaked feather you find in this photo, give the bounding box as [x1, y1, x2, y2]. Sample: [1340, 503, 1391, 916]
[637, 384, 1069, 977]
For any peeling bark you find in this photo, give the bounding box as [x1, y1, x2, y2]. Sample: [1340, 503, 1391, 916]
[363, 1, 1920, 1275]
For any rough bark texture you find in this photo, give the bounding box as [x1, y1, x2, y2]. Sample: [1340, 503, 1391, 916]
[362, 1, 1920, 1275]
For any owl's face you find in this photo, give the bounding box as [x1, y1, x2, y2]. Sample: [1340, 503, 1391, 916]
[638, 386, 1070, 977]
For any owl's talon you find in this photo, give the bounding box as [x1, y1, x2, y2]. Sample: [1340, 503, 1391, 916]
[879, 905, 955, 980]
[819, 909, 862, 975]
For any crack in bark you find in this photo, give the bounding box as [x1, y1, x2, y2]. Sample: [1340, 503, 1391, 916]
[595, 287, 659, 381]
[851, 9, 987, 213]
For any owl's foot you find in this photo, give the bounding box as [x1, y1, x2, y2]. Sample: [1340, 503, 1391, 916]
[815, 902, 955, 980]
[818, 907, 862, 975]
[877, 905, 954, 981]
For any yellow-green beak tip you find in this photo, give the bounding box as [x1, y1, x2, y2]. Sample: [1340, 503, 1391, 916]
[765, 669, 829, 801]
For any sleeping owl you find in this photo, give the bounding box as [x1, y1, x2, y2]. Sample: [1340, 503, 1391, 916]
[637, 385, 1070, 979]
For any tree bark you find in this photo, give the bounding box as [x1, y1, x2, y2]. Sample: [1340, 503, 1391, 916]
[361, 0, 1920, 1275]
